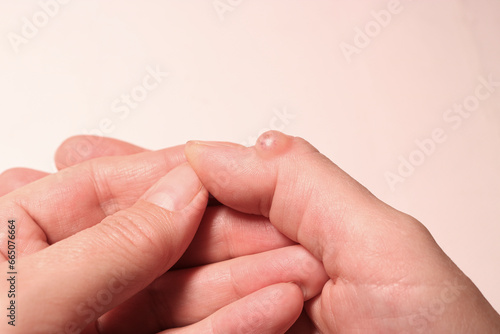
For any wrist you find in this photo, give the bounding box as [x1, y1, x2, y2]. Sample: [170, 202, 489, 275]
[409, 273, 500, 333]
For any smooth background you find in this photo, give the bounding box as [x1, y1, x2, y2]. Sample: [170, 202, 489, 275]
[1, 0, 499, 313]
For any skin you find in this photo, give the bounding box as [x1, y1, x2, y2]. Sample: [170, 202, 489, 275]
[0, 135, 327, 333]
[184, 130, 500, 333]
[2, 132, 499, 333]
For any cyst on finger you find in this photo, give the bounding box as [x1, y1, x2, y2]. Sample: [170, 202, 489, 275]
[255, 131, 293, 159]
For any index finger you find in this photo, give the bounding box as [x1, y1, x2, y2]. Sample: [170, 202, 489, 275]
[185, 131, 432, 281]
[0, 145, 185, 250]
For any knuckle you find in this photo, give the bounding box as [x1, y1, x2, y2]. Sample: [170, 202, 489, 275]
[281, 245, 321, 281]
[98, 206, 173, 270]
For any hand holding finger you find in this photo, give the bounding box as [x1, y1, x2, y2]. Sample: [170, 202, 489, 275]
[1, 163, 207, 333]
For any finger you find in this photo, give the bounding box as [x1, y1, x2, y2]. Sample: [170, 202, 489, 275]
[186, 132, 396, 274]
[8, 163, 208, 333]
[186, 132, 500, 334]
[55, 137, 293, 268]
[0, 136, 146, 200]
[185, 130, 422, 279]
[185, 131, 483, 332]
[0, 157, 292, 269]
[93, 245, 327, 333]
[175, 205, 295, 269]
[0, 168, 49, 197]
[54, 135, 147, 169]
[161, 283, 303, 334]
[0, 145, 186, 257]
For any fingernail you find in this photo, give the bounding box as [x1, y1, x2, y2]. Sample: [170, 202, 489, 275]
[142, 163, 202, 211]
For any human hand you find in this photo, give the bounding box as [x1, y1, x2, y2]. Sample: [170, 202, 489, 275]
[185, 130, 500, 333]
[0, 136, 146, 197]
[0, 136, 327, 333]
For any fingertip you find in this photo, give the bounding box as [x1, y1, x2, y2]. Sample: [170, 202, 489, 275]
[54, 135, 146, 169]
[269, 282, 305, 330]
[162, 283, 303, 334]
[54, 135, 101, 169]
[184, 140, 202, 166]
[185, 140, 252, 198]
[0, 167, 48, 179]
[0, 167, 49, 196]
[220, 283, 303, 334]
[285, 281, 308, 304]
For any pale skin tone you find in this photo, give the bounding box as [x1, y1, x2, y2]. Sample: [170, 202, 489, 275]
[0, 136, 327, 333]
[1, 131, 500, 333]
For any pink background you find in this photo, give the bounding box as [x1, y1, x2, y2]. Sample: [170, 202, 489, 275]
[1, 0, 499, 312]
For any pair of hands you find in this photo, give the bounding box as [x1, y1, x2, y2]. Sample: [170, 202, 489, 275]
[1, 131, 499, 333]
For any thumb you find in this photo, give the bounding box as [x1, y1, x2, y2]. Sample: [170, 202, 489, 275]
[13, 163, 207, 333]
